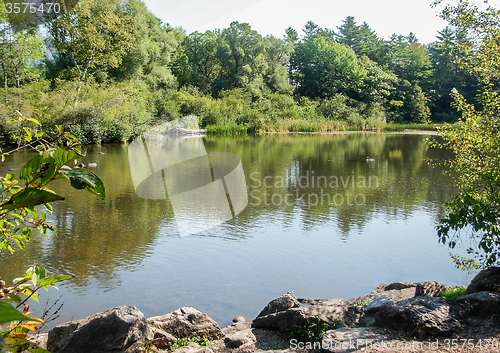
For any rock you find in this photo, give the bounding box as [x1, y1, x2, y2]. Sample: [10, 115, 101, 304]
[384, 282, 418, 291]
[256, 293, 299, 318]
[370, 282, 416, 302]
[171, 342, 214, 353]
[47, 305, 151, 353]
[148, 327, 177, 349]
[320, 327, 386, 353]
[466, 267, 500, 294]
[467, 317, 492, 327]
[374, 296, 459, 336]
[456, 291, 500, 317]
[252, 305, 345, 333]
[297, 298, 343, 306]
[371, 283, 387, 294]
[28, 332, 48, 349]
[147, 307, 223, 341]
[384, 287, 417, 302]
[224, 328, 256, 348]
[232, 316, 245, 323]
[416, 281, 447, 297]
[364, 294, 394, 314]
[342, 305, 363, 327]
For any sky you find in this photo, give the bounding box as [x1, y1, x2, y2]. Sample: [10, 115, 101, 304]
[141, 0, 455, 44]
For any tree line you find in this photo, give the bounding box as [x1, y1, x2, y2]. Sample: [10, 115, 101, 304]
[0, 0, 480, 142]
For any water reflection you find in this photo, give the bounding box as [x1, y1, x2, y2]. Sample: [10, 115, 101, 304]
[0, 133, 464, 327]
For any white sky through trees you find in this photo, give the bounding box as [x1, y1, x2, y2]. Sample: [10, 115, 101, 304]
[139, 0, 474, 44]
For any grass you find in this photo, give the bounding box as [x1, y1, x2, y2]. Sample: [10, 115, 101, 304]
[203, 121, 443, 136]
[438, 286, 467, 302]
[383, 123, 439, 132]
[260, 119, 349, 133]
[205, 125, 247, 136]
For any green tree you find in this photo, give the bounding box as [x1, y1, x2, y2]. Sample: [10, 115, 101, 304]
[387, 34, 433, 86]
[427, 26, 478, 121]
[214, 21, 266, 98]
[388, 80, 430, 123]
[290, 34, 367, 99]
[48, 0, 135, 97]
[431, 0, 500, 269]
[336, 17, 388, 64]
[262, 35, 293, 95]
[175, 30, 220, 94]
[113, 0, 178, 91]
[0, 5, 43, 98]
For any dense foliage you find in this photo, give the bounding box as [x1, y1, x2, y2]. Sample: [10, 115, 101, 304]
[431, 0, 500, 270]
[0, 0, 481, 141]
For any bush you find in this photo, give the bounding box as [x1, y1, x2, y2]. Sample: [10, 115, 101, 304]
[438, 287, 467, 302]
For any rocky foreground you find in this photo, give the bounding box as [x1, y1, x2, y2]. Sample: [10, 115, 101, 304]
[29, 268, 500, 353]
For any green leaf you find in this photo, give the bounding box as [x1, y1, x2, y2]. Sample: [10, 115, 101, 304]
[62, 169, 105, 199]
[1, 188, 65, 211]
[19, 154, 57, 187]
[32, 266, 46, 286]
[52, 149, 78, 168]
[37, 274, 72, 289]
[0, 301, 43, 325]
[26, 118, 41, 126]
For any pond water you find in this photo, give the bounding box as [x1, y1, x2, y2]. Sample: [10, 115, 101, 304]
[0, 133, 471, 327]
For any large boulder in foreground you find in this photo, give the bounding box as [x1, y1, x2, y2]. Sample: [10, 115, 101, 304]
[47, 305, 151, 353]
[147, 307, 223, 341]
[256, 292, 300, 318]
[466, 267, 500, 294]
[374, 296, 459, 336]
[456, 291, 500, 317]
[252, 305, 345, 333]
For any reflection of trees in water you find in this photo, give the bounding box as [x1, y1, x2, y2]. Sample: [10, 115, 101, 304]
[0, 134, 455, 288]
[0, 145, 171, 288]
[205, 134, 455, 239]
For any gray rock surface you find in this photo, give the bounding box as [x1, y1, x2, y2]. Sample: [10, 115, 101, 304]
[252, 305, 345, 333]
[297, 297, 343, 306]
[456, 291, 500, 316]
[466, 267, 500, 294]
[147, 307, 224, 341]
[47, 305, 151, 353]
[148, 327, 177, 349]
[374, 296, 459, 336]
[171, 342, 214, 353]
[320, 327, 386, 353]
[224, 328, 256, 348]
[370, 282, 417, 302]
[364, 294, 395, 314]
[416, 281, 447, 297]
[256, 292, 299, 318]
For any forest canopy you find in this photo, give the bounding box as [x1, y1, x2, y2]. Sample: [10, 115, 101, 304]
[0, 0, 480, 142]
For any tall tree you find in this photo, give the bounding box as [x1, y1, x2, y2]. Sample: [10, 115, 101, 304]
[214, 21, 266, 97]
[48, 0, 135, 98]
[290, 34, 367, 99]
[427, 26, 478, 121]
[431, 0, 500, 269]
[336, 17, 388, 64]
[112, 0, 178, 91]
[387, 34, 433, 86]
[262, 35, 293, 94]
[175, 30, 220, 94]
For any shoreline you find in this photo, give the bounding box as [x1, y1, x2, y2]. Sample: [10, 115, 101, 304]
[31, 268, 500, 353]
[262, 129, 439, 135]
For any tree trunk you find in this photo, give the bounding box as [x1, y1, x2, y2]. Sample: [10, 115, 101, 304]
[1, 62, 7, 103]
